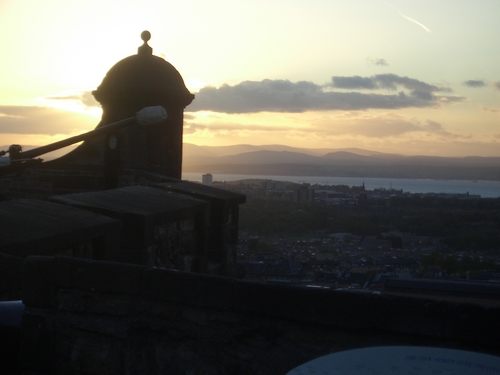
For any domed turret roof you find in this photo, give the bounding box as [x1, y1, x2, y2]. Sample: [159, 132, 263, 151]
[92, 31, 194, 107]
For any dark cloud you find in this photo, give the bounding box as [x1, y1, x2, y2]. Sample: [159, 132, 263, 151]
[367, 57, 389, 66]
[187, 75, 463, 114]
[0, 106, 94, 135]
[331, 74, 451, 101]
[463, 80, 486, 88]
[331, 76, 377, 89]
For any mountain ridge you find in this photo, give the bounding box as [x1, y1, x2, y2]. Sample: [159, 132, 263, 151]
[183, 144, 500, 181]
[183, 143, 402, 158]
[3, 143, 500, 180]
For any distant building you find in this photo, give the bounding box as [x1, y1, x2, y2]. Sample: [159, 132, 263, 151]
[293, 184, 312, 202]
[313, 189, 347, 204]
[202, 173, 213, 186]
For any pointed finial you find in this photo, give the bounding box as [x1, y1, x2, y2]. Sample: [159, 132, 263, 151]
[138, 30, 152, 55]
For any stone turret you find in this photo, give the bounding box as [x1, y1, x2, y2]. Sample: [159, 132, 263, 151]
[30, 31, 195, 187]
[92, 31, 194, 185]
[0, 32, 197, 196]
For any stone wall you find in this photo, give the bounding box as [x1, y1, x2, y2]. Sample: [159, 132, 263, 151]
[0, 253, 23, 300]
[49, 185, 210, 271]
[21, 256, 500, 375]
[0, 166, 104, 200]
[1, 173, 245, 301]
[0, 198, 121, 301]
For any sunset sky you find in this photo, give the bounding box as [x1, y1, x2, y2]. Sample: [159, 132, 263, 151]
[1, 0, 499, 157]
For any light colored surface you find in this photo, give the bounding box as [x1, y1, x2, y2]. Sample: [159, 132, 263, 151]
[135, 106, 167, 126]
[287, 346, 500, 375]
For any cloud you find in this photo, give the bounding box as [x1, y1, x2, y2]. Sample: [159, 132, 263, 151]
[493, 82, 500, 90]
[312, 115, 420, 137]
[367, 57, 389, 66]
[185, 110, 463, 142]
[311, 114, 459, 139]
[0, 106, 94, 135]
[184, 121, 285, 136]
[46, 91, 100, 108]
[184, 113, 196, 120]
[384, 2, 432, 33]
[482, 106, 499, 113]
[81, 92, 100, 107]
[331, 76, 378, 90]
[463, 80, 486, 88]
[187, 75, 463, 114]
[330, 74, 451, 101]
[184, 111, 498, 156]
[400, 13, 432, 33]
[422, 120, 458, 138]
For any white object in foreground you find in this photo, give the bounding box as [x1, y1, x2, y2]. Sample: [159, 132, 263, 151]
[135, 106, 167, 126]
[287, 346, 500, 375]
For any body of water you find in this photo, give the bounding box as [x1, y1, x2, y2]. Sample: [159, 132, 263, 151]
[182, 172, 500, 198]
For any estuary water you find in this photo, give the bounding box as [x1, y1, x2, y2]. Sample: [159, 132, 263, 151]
[182, 172, 500, 198]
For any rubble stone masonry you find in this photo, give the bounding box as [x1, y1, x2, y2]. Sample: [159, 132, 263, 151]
[21, 256, 500, 374]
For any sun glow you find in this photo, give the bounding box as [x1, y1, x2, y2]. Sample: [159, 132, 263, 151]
[1, 1, 500, 156]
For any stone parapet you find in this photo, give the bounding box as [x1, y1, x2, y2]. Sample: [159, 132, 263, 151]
[0, 199, 120, 260]
[20, 256, 500, 374]
[50, 185, 209, 271]
[0, 166, 104, 200]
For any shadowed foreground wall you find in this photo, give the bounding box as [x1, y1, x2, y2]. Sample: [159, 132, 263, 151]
[21, 256, 500, 375]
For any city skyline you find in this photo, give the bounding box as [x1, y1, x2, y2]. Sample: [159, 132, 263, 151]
[1, 0, 500, 157]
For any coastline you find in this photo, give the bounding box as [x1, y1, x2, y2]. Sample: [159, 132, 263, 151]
[182, 172, 500, 198]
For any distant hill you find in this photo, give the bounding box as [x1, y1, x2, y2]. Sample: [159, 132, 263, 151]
[184, 143, 395, 157]
[183, 143, 500, 181]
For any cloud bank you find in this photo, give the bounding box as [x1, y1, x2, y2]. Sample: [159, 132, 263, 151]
[184, 111, 464, 141]
[330, 74, 451, 99]
[187, 74, 462, 114]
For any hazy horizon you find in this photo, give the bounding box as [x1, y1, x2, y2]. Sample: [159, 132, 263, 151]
[6, 142, 500, 161]
[184, 143, 500, 159]
[1, 1, 500, 157]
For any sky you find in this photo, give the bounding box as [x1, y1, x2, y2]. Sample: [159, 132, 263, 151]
[1, 0, 499, 157]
